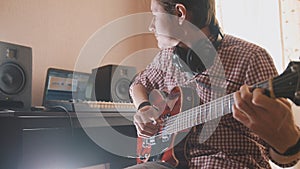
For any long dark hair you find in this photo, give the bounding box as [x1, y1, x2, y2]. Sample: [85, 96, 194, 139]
[157, 0, 219, 34]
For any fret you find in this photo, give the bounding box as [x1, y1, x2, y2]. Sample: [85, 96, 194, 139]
[185, 112, 188, 128]
[223, 98, 227, 114]
[212, 100, 215, 120]
[189, 111, 193, 128]
[183, 111, 186, 128]
[202, 106, 205, 123]
[194, 110, 197, 126]
[214, 99, 218, 119]
[180, 114, 183, 130]
[190, 111, 194, 128]
[213, 100, 216, 119]
[180, 116, 183, 131]
[185, 113, 189, 130]
[176, 115, 179, 132]
[186, 111, 191, 129]
[225, 96, 230, 115]
[204, 105, 208, 123]
[221, 97, 224, 116]
[185, 111, 189, 129]
[181, 114, 184, 130]
[181, 112, 185, 130]
[186, 112, 189, 129]
[228, 96, 231, 113]
[216, 99, 220, 118]
[229, 95, 234, 113]
[215, 100, 218, 119]
[209, 103, 212, 121]
[197, 106, 202, 125]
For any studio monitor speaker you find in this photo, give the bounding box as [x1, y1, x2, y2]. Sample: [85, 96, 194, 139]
[90, 65, 136, 103]
[0, 41, 32, 111]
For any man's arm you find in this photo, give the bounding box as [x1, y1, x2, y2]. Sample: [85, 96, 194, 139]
[131, 84, 150, 108]
[130, 84, 162, 138]
[233, 85, 300, 165]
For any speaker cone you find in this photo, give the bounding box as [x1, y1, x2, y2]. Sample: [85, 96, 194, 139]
[114, 78, 131, 102]
[0, 62, 26, 95]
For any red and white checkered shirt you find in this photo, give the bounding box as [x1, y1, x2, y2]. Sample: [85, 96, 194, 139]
[130, 35, 298, 168]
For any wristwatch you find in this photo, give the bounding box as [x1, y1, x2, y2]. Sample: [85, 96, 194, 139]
[137, 101, 151, 110]
[273, 138, 300, 156]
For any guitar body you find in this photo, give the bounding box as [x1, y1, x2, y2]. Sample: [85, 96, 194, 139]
[136, 86, 200, 168]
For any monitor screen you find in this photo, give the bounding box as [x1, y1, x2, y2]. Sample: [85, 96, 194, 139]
[43, 68, 91, 105]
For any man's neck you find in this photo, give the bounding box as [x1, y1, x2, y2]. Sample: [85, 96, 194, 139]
[178, 26, 211, 49]
[200, 26, 211, 37]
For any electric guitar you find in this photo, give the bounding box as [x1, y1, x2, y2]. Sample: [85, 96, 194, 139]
[136, 61, 300, 168]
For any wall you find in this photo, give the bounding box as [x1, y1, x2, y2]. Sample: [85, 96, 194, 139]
[0, 0, 157, 106]
[280, 0, 300, 63]
[216, 0, 284, 72]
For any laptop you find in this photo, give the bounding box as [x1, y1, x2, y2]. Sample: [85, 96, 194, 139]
[42, 67, 91, 111]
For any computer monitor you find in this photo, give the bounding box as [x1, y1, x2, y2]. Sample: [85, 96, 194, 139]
[42, 68, 91, 106]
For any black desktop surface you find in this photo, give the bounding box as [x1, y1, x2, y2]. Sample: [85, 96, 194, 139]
[0, 111, 137, 169]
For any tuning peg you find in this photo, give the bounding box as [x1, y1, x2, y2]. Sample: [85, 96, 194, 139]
[295, 91, 300, 99]
[291, 64, 299, 73]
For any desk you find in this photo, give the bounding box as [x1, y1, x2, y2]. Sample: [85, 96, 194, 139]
[0, 111, 137, 169]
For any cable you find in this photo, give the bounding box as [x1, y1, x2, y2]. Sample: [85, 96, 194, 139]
[48, 105, 74, 136]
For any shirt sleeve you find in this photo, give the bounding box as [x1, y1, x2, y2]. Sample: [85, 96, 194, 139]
[244, 48, 278, 85]
[129, 49, 170, 97]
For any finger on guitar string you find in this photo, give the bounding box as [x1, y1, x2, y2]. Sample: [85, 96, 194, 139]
[134, 115, 160, 137]
[233, 91, 254, 117]
[232, 104, 251, 125]
[252, 88, 290, 110]
[234, 85, 260, 117]
[135, 121, 159, 138]
[138, 105, 162, 121]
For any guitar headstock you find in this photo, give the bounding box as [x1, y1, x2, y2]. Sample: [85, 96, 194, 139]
[272, 61, 300, 105]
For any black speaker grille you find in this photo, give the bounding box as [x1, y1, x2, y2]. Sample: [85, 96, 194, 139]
[0, 62, 26, 95]
[114, 78, 131, 102]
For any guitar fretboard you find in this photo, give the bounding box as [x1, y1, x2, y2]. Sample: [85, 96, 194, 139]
[163, 93, 234, 134]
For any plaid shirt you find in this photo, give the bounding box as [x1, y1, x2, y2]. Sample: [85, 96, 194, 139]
[130, 35, 298, 168]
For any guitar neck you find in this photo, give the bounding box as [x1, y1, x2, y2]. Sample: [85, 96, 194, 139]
[164, 93, 235, 134]
[163, 79, 271, 134]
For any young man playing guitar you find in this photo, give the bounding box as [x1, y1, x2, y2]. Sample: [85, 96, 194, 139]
[127, 0, 300, 168]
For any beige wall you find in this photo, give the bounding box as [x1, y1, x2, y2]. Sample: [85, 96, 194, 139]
[0, 0, 157, 106]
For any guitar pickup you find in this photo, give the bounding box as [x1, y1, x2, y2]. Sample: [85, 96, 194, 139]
[148, 137, 156, 145]
[142, 137, 156, 148]
[162, 134, 171, 142]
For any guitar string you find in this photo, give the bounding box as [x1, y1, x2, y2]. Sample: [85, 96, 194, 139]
[163, 94, 234, 133]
